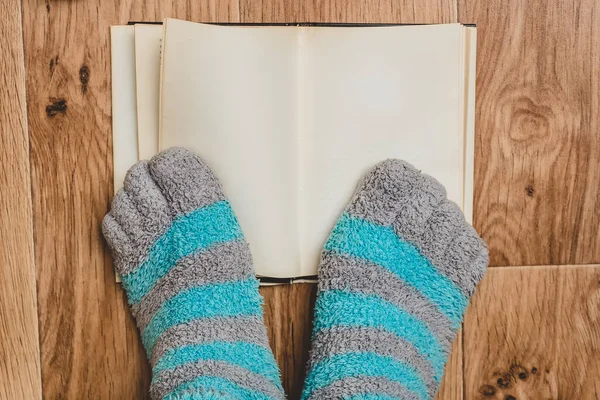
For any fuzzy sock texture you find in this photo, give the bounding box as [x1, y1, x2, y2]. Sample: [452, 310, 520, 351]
[102, 147, 285, 400]
[301, 159, 488, 400]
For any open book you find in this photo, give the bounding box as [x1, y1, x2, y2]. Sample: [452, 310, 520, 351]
[111, 20, 477, 281]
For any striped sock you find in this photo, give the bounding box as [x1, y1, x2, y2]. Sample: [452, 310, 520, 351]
[102, 148, 285, 400]
[301, 160, 488, 400]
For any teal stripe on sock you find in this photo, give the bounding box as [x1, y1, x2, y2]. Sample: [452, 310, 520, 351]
[324, 213, 467, 325]
[164, 389, 235, 400]
[142, 279, 262, 357]
[165, 376, 274, 400]
[154, 341, 282, 388]
[122, 200, 244, 304]
[301, 352, 428, 400]
[345, 394, 398, 400]
[313, 290, 446, 381]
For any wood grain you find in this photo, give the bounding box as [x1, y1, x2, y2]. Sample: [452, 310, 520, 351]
[19, 0, 239, 397]
[0, 0, 43, 398]
[461, 0, 600, 266]
[261, 284, 317, 400]
[22, 0, 150, 396]
[463, 266, 600, 399]
[240, 0, 456, 23]
[437, 332, 464, 400]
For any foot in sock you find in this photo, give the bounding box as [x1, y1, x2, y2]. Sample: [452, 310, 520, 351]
[102, 148, 285, 400]
[301, 160, 488, 400]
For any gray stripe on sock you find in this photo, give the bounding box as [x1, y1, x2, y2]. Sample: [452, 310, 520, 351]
[133, 240, 254, 331]
[150, 316, 271, 367]
[151, 359, 285, 400]
[307, 376, 420, 400]
[464, 243, 488, 296]
[309, 326, 438, 397]
[319, 251, 455, 349]
[102, 214, 134, 268]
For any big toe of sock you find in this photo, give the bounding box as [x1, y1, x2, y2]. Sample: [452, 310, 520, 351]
[347, 159, 447, 230]
[148, 147, 226, 216]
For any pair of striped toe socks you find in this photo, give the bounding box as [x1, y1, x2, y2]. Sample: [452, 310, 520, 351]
[102, 148, 488, 400]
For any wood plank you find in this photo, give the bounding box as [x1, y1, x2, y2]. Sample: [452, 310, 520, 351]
[464, 266, 600, 399]
[20, 0, 239, 397]
[261, 284, 317, 400]
[240, 0, 456, 23]
[437, 331, 463, 400]
[0, 0, 43, 398]
[460, 0, 600, 266]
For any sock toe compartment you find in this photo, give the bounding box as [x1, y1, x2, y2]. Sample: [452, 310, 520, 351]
[148, 147, 226, 216]
[347, 159, 447, 229]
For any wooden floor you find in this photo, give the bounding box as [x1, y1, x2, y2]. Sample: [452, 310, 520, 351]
[1, 0, 599, 398]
